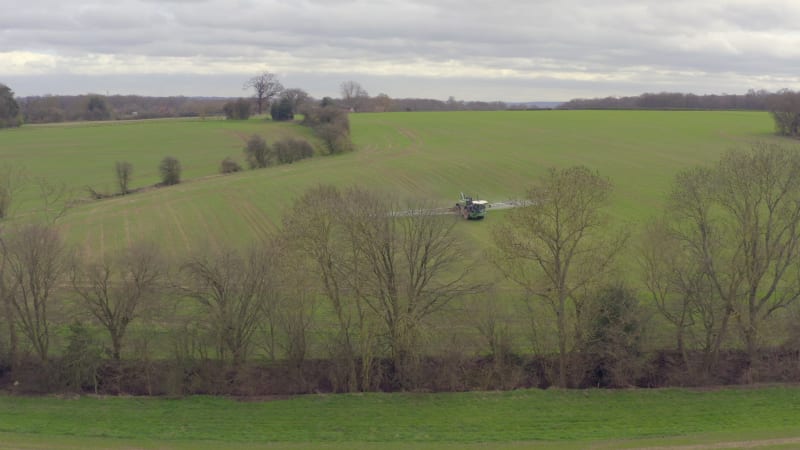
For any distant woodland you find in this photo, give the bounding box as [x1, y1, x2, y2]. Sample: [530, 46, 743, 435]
[5, 77, 800, 128]
[559, 89, 776, 110]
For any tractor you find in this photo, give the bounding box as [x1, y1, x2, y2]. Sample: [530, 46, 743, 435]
[455, 192, 488, 220]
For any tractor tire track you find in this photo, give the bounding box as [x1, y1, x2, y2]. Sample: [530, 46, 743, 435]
[634, 436, 800, 449]
[230, 193, 274, 241]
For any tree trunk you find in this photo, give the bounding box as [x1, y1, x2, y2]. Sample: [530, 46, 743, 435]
[676, 326, 688, 369]
[111, 332, 122, 361]
[707, 308, 732, 377]
[3, 295, 17, 368]
[743, 304, 759, 384]
[556, 305, 568, 388]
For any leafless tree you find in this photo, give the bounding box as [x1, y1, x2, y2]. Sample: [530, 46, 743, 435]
[180, 245, 278, 365]
[35, 177, 73, 224]
[2, 224, 67, 362]
[0, 226, 16, 367]
[115, 161, 133, 195]
[671, 144, 800, 379]
[282, 185, 364, 390]
[340, 81, 369, 112]
[492, 166, 627, 387]
[345, 188, 481, 386]
[70, 241, 163, 360]
[373, 93, 392, 112]
[244, 72, 284, 115]
[639, 220, 699, 368]
[0, 165, 24, 221]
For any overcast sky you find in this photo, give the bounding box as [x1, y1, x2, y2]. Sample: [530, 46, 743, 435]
[2, 0, 799, 101]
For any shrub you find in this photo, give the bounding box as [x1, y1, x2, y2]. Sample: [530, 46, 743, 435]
[0, 83, 22, 129]
[220, 157, 243, 174]
[223, 98, 252, 120]
[243, 135, 271, 169]
[60, 322, 103, 392]
[270, 97, 294, 121]
[301, 105, 353, 154]
[580, 282, 645, 387]
[115, 161, 133, 195]
[274, 138, 314, 164]
[159, 156, 181, 185]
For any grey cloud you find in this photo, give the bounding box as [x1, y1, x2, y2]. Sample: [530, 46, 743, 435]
[1, 0, 799, 99]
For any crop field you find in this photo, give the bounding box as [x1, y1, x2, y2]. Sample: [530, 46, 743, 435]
[2, 111, 798, 450]
[0, 110, 777, 258]
[2, 386, 800, 449]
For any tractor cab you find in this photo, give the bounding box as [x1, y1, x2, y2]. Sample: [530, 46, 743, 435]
[456, 193, 488, 220]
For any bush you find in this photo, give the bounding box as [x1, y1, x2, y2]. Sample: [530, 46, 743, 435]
[159, 156, 181, 185]
[274, 138, 314, 164]
[0, 83, 22, 128]
[301, 105, 353, 154]
[115, 161, 133, 195]
[223, 98, 252, 120]
[60, 322, 103, 392]
[270, 97, 294, 121]
[579, 282, 645, 387]
[243, 135, 271, 169]
[220, 157, 243, 174]
[768, 90, 800, 137]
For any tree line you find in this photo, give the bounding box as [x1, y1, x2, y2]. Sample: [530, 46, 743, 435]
[3, 142, 800, 395]
[0, 77, 508, 130]
[558, 89, 786, 111]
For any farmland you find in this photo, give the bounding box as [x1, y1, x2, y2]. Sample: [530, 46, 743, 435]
[1, 386, 800, 449]
[1, 110, 798, 449]
[0, 110, 775, 256]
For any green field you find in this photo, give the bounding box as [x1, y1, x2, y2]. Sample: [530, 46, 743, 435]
[2, 112, 798, 449]
[2, 386, 800, 449]
[0, 110, 777, 258]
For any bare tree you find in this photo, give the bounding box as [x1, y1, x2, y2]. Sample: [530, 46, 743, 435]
[0, 225, 16, 367]
[180, 245, 278, 365]
[70, 241, 163, 360]
[345, 188, 481, 386]
[244, 72, 284, 115]
[0, 165, 24, 220]
[492, 166, 627, 387]
[340, 81, 369, 112]
[35, 177, 73, 224]
[2, 224, 67, 362]
[639, 220, 698, 368]
[650, 143, 800, 381]
[374, 93, 392, 112]
[282, 185, 363, 390]
[115, 161, 133, 195]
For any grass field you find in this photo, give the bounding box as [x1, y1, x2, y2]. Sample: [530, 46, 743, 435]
[1, 112, 797, 449]
[0, 110, 777, 257]
[1, 386, 800, 449]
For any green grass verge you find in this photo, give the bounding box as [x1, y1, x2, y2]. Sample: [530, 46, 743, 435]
[1, 386, 799, 448]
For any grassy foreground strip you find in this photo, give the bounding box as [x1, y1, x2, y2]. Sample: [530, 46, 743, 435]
[1, 387, 799, 449]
